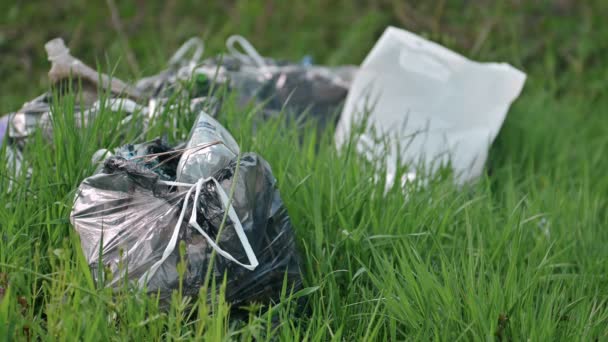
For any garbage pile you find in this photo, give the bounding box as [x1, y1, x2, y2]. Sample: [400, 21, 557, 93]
[137, 35, 357, 130]
[1, 36, 318, 309]
[1, 26, 527, 310]
[1, 35, 357, 178]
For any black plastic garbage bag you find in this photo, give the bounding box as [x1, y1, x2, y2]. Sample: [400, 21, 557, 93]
[70, 152, 301, 308]
[223, 59, 356, 131]
[91, 138, 183, 181]
[197, 35, 357, 131]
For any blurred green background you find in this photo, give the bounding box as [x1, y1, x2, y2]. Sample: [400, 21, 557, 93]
[1, 0, 606, 113]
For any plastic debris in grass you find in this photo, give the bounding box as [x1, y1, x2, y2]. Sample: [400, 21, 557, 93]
[137, 35, 358, 131]
[203, 35, 357, 131]
[45, 38, 142, 103]
[3, 34, 357, 160]
[8, 94, 144, 147]
[335, 26, 526, 189]
[71, 109, 301, 309]
[91, 138, 183, 181]
[1, 37, 228, 194]
[135, 37, 208, 100]
[3, 38, 147, 165]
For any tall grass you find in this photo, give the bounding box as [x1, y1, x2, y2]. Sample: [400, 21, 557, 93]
[1, 74, 607, 340]
[1, 1, 608, 340]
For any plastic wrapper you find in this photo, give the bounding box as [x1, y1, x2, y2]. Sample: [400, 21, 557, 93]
[335, 26, 526, 188]
[70, 112, 301, 308]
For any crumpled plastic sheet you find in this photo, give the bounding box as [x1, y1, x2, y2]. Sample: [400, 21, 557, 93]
[2, 93, 145, 179]
[7, 94, 143, 146]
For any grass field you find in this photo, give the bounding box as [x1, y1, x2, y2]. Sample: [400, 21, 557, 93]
[1, 1, 608, 340]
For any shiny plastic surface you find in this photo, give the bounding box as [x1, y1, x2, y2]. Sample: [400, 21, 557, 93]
[71, 146, 301, 307]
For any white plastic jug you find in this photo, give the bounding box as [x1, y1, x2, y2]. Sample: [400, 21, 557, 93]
[335, 26, 526, 188]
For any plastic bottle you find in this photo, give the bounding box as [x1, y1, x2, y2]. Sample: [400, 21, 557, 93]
[176, 111, 240, 183]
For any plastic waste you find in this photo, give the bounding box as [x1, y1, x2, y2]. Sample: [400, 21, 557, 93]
[176, 111, 240, 183]
[4, 38, 147, 155]
[198, 35, 358, 130]
[136, 35, 358, 130]
[7, 94, 144, 148]
[92, 138, 182, 180]
[7, 93, 53, 147]
[70, 115, 301, 308]
[45, 38, 142, 103]
[135, 37, 206, 100]
[0, 35, 214, 192]
[335, 26, 526, 188]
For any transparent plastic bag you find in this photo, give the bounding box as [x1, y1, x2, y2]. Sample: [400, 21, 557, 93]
[71, 112, 301, 308]
[335, 27, 526, 187]
[71, 153, 301, 307]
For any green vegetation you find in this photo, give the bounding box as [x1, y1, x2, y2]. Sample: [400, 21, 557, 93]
[1, 1, 607, 340]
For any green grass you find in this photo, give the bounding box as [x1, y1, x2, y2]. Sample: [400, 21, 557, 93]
[1, 1, 608, 340]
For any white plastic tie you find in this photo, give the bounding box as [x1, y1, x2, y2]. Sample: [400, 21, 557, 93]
[226, 35, 268, 69]
[168, 37, 205, 66]
[138, 176, 259, 286]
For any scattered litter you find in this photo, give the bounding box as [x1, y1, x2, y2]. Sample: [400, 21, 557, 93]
[2, 35, 355, 172]
[199, 35, 358, 130]
[71, 106, 301, 308]
[45, 38, 142, 102]
[136, 35, 358, 130]
[335, 26, 526, 188]
[2, 39, 147, 181]
[3, 27, 527, 310]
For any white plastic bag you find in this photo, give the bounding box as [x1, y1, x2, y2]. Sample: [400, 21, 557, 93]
[335, 26, 526, 188]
